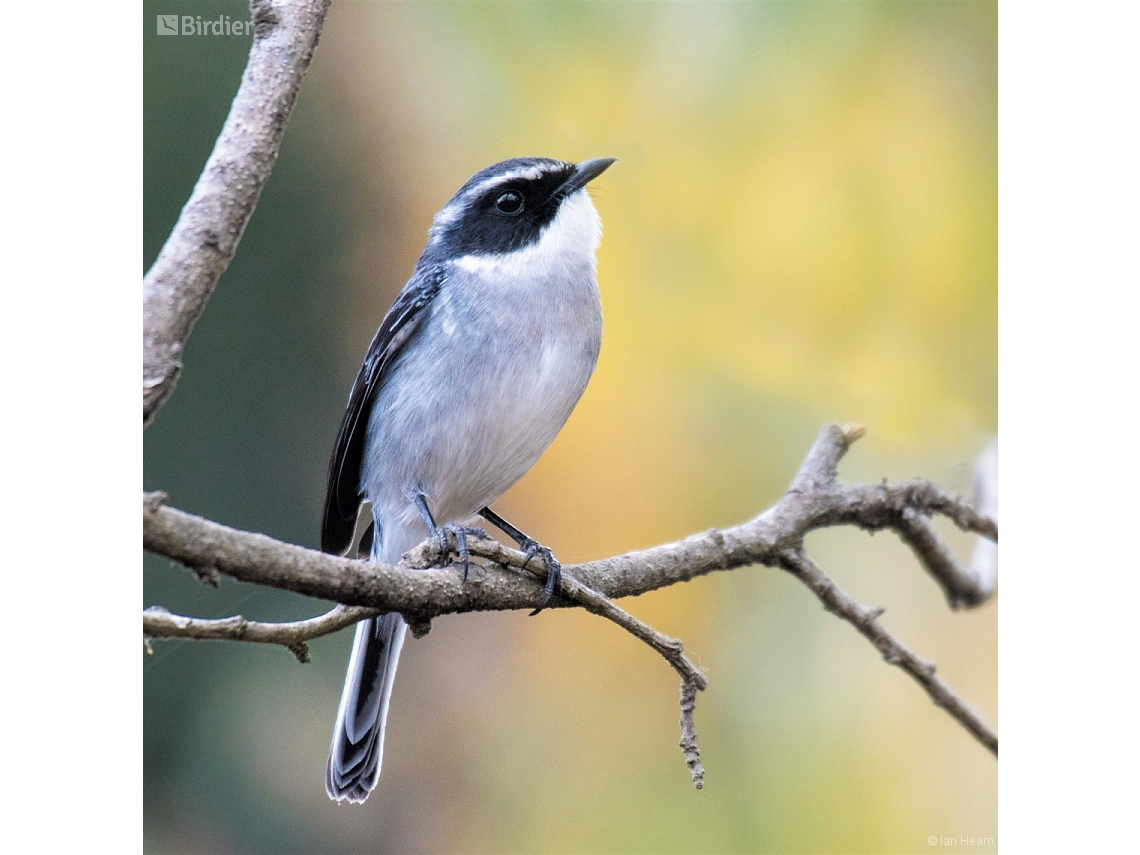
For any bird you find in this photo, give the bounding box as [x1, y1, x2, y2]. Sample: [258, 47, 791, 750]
[321, 156, 616, 803]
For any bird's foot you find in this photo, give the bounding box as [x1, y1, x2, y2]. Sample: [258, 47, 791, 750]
[518, 538, 562, 616]
[435, 524, 489, 582]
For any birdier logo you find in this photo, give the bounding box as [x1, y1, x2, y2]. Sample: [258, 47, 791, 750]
[156, 14, 253, 36]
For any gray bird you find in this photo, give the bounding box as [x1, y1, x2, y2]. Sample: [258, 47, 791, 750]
[321, 156, 616, 803]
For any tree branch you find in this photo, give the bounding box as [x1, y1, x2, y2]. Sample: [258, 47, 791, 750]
[895, 508, 991, 608]
[495, 554, 709, 787]
[145, 424, 998, 769]
[143, 427, 996, 616]
[776, 549, 997, 755]
[143, 603, 378, 663]
[143, 0, 332, 424]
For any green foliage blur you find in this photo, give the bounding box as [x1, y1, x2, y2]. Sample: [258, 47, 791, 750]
[144, 2, 996, 852]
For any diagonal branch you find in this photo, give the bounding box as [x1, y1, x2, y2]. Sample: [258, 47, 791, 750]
[895, 508, 993, 608]
[777, 549, 997, 756]
[143, 0, 332, 424]
[483, 547, 709, 788]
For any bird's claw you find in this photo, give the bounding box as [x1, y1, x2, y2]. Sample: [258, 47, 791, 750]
[520, 538, 561, 616]
[435, 524, 489, 582]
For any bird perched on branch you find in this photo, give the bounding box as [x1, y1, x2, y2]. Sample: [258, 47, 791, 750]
[321, 156, 616, 803]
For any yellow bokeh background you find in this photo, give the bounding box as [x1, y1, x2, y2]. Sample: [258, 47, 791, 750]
[145, 2, 995, 852]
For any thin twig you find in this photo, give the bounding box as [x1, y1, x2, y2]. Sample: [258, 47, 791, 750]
[143, 603, 378, 663]
[778, 548, 997, 756]
[835, 480, 999, 542]
[501, 549, 709, 788]
[895, 508, 992, 608]
[143, 0, 332, 424]
[568, 586, 708, 788]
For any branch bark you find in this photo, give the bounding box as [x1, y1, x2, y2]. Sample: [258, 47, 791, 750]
[516, 559, 710, 786]
[777, 549, 997, 754]
[145, 424, 998, 765]
[143, 0, 332, 424]
[144, 427, 996, 617]
[143, 603, 378, 662]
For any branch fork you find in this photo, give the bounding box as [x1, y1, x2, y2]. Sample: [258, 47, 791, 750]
[145, 424, 998, 783]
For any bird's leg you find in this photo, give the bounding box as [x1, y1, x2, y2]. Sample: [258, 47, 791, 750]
[478, 506, 562, 616]
[412, 493, 487, 582]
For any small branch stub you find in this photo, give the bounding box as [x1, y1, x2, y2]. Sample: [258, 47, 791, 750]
[680, 680, 705, 788]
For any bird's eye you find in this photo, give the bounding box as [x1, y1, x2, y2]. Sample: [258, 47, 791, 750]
[495, 191, 524, 215]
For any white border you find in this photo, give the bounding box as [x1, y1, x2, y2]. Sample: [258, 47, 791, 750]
[2, 2, 140, 846]
[1001, 1, 1140, 848]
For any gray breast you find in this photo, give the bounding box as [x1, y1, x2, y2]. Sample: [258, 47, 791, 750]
[361, 259, 602, 529]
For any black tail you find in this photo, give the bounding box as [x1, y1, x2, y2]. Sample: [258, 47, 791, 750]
[326, 613, 407, 802]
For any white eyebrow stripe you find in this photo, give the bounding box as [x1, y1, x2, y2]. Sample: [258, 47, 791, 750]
[466, 165, 559, 198]
[430, 162, 572, 244]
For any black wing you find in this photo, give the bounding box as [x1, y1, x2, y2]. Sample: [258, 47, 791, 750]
[321, 268, 444, 554]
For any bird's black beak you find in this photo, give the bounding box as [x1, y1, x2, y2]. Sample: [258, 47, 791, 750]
[560, 157, 617, 195]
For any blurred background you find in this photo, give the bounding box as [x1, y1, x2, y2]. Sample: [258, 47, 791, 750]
[144, 2, 996, 852]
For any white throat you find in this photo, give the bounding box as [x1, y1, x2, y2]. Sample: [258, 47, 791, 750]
[453, 191, 602, 280]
